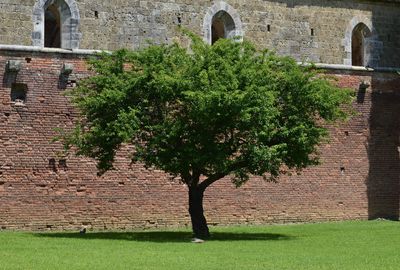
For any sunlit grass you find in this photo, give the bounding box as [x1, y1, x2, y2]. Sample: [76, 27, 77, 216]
[0, 220, 399, 269]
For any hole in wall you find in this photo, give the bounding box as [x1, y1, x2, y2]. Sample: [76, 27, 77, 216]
[11, 83, 28, 104]
[344, 131, 349, 136]
[49, 158, 57, 172]
[94, 10, 99, 18]
[67, 80, 77, 88]
[267, 24, 271, 32]
[311, 28, 314, 36]
[58, 159, 67, 170]
[25, 57, 31, 63]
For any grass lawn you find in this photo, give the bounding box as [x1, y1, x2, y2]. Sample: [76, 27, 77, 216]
[0, 220, 399, 270]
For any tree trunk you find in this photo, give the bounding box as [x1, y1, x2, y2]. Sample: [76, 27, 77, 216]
[188, 186, 210, 239]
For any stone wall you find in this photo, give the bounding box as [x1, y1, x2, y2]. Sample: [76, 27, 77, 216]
[0, 1, 399, 67]
[0, 49, 399, 230]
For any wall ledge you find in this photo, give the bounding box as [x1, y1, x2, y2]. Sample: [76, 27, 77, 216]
[0, 44, 398, 73]
[0, 45, 103, 55]
[310, 63, 400, 73]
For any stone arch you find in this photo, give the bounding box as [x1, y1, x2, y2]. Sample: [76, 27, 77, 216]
[203, 1, 243, 44]
[342, 16, 381, 67]
[32, 0, 81, 49]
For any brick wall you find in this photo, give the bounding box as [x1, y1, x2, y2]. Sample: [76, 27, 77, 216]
[0, 50, 399, 231]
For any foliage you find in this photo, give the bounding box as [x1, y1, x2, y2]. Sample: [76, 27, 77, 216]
[64, 33, 353, 187]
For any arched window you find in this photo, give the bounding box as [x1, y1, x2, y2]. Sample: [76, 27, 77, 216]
[351, 23, 372, 66]
[343, 17, 383, 68]
[33, 0, 81, 49]
[211, 11, 236, 44]
[203, 2, 243, 45]
[44, 4, 61, 48]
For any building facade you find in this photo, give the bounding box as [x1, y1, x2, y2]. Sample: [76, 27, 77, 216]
[0, 0, 399, 230]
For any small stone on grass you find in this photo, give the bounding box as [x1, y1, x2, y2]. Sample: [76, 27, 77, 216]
[191, 238, 205, 243]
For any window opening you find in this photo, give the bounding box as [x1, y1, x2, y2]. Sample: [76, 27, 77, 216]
[351, 23, 371, 66]
[211, 11, 236, 45]
[212, 18, 225, 44]
[11, 83, 28, 104]
[33, 0, 81, 49]
[45, 4, 61, 48]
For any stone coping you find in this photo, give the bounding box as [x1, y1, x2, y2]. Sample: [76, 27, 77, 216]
[0, 44, 399, 73]
[302, 63, 400, 73]
[0, 45, 103, 55]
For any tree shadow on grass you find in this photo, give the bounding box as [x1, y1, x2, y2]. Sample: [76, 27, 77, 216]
[33, 231, 293, 243]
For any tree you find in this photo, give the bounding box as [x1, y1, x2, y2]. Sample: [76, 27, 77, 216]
[63, 33, 353, 239]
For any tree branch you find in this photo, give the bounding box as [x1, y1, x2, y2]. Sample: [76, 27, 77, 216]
[198, 160, 247, 190]
[198, 172, 226, 191]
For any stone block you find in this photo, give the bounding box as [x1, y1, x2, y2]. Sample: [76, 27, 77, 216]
[6, 60, 22, 72]
[62, 63, 74, 75]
